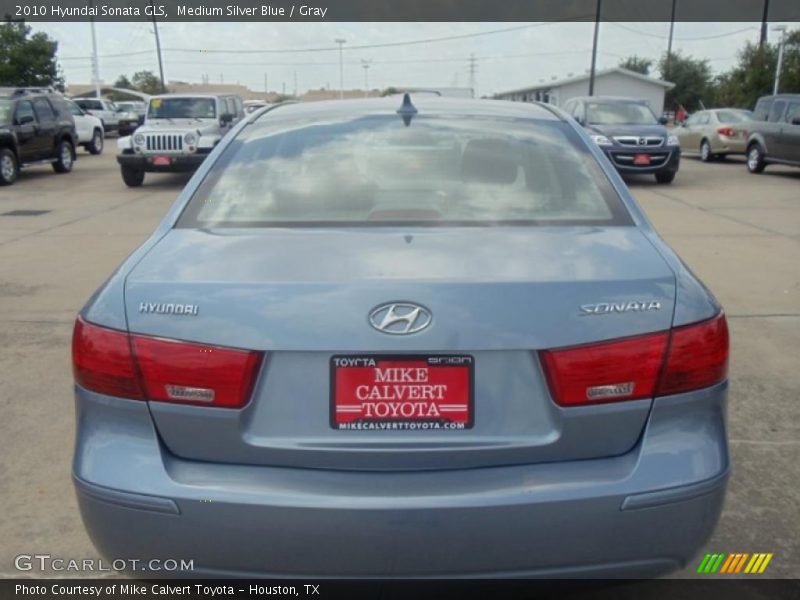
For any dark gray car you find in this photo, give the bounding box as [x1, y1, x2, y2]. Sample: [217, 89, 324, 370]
[746, 94, 800, 173]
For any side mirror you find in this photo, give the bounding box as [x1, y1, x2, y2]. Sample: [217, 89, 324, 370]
[792, 117, 800, 126]
[17, 114, 34, 125]
[658, 116, 669, 125]
[220, 113, 233, 124]
[575, 116, 585, 126]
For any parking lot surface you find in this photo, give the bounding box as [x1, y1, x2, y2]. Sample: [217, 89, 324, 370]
[0, 149, 797, 578]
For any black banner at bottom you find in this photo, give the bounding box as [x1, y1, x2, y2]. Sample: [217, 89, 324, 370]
[4, 579, 800, 600]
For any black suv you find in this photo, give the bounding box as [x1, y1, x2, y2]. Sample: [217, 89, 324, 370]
[563, 96, 681, 184]
[745, 94, 800, 174]
[0, 87, 78, 186]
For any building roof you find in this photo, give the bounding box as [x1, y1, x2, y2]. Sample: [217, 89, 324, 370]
[496, 67, 675, 97]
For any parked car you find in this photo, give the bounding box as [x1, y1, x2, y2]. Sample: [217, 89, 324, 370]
[66, 99, 104, 154]
[114, 101, 146, 135]
[74, 95, 729, 578]
[74, 97, 120, 132]
[675, 108, 753, 161]
[745, 94, 800, 174]
[116, 93, 245, 187]
[563, 96, 681, 183]
[0, 87, 78, 186]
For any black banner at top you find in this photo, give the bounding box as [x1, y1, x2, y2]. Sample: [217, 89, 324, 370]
[1, 0, 799, 22]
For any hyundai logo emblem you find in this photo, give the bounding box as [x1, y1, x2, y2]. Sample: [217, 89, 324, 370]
[369, 303, 432, 335]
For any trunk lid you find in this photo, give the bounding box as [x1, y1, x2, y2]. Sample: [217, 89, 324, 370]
[125, 227, 675, 470]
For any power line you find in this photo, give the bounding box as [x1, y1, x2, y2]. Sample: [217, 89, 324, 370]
[607, 23, 759, 41]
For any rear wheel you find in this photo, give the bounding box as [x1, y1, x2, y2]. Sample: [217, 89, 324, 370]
[88, 129, 104, 155]
[655, 171, 676, 184]
[746, 144, 766, 173]
[52, 140, 75, 173]
[121, 165, 145, 187]
[700, 139, 714, 162]
[0, 148, 19, 186]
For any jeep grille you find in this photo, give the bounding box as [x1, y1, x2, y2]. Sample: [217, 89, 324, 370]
[145, 133, 184, 153]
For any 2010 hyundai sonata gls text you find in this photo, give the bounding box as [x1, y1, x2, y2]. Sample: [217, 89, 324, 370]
[72, 95, 729, 578]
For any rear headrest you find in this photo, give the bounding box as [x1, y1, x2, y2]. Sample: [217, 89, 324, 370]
[461, 139, 519, 185]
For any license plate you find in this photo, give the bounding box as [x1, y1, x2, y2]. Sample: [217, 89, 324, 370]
[331, 355, 474, 431]
[633, 154, 651, 165]
[152, 156, 171, 166]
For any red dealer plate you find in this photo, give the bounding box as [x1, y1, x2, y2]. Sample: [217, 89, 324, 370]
[633, 154, 651, 165]
[331, 355, 474, 431]
[152, 156, 171, 166]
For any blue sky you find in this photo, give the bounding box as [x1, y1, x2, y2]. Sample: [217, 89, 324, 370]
[34, 21, 797, 96]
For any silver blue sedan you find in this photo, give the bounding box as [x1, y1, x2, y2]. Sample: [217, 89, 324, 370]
[72, 95, 729, 578]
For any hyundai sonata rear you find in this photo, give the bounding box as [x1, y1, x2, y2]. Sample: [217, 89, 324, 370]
[72, 96, 729, 578]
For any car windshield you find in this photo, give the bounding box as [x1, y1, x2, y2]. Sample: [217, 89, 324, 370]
[716, 110, 752, 123]
[66, 101, 83, 117]
[178, 113, 629, 228]
[0, 99, 12, 124]
[148, 97, 216, 119]
[586, 102, 657, 125]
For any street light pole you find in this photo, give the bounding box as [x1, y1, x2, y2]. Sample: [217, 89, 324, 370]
[334, 39, 346, 100]
[151, 1, 166, 93]
[588, 0, 602, 96]
[361, 59, 371, 98]
[772, 25, 787, 95]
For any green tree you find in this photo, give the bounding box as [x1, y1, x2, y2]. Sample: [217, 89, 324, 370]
[0, 20, 64, 89]
[618, 55, 653, 76]
[658, 51, 713, 112]
[712, 30, 799, 109]
[131, 70, 163, 95]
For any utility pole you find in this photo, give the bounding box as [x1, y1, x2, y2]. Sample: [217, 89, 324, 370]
[760, 0, 771, 47]
[468, 54, 477, 98]
[361, 60, 371, 97]
[89, 16, 101, 98]
[334, 38, 346, 100]
[293, 71, 298, 97]
[772, 25, 787, 95]
[150, 0, 166, 92]
[588, 0, 602, 96]
[264, 73, 268, 95]
[665, 0, 677, 79]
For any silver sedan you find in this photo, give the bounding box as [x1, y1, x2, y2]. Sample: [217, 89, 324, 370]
[676, 108, 753, 161]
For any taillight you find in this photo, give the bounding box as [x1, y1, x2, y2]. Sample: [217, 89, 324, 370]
[540, 332, 669, 406]
[72, 317, 263, 408]
[655, 313, 729, 396]
[541, 313, 729, 406]
[717, 127, 735, 137]
[73, 319, 143, 399]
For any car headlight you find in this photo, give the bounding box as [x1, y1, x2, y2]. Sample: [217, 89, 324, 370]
[133, 133, 145, 146]
[666, 135, 680, 146]
[184, 132, 198, 145]
[590, 134, 613, 146]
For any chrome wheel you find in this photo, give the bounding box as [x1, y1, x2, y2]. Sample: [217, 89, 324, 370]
[61, 144, 73, 169]
[700, 141, 711, 162]
[1, 154, 15, 182]
[93, 132, 103, 152]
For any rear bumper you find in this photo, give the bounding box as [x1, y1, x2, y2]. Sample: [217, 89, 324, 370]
[117, 153, 206, 173]
[73, 382, 729, 578]
[713, 136, 747, 155]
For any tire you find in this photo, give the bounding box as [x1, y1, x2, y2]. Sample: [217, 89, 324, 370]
[0, 148, 19, 186]
[700, 139, 714, 162]
[655, 171, 676, 184]
[52, 139, 75, 173]
[746, 143, 766, 173]
[120, 165, 145, 187]
[88, 129, 104, 155]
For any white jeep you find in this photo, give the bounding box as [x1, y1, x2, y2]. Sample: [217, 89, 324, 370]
[116, 94, 244, 187]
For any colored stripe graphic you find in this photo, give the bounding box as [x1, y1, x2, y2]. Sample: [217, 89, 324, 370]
[703, 552, 774, 574]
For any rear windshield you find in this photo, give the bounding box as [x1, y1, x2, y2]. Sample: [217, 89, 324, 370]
[716, 110, 752, 123]
[148, 97, 216, 119]
[587, 103, 657, 126]
[178, 114, 631, 227]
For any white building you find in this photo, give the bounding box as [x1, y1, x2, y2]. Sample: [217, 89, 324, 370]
[495, 68, 675, 116]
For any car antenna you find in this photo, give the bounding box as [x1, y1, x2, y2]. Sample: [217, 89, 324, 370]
[396, 93, 417, 127]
